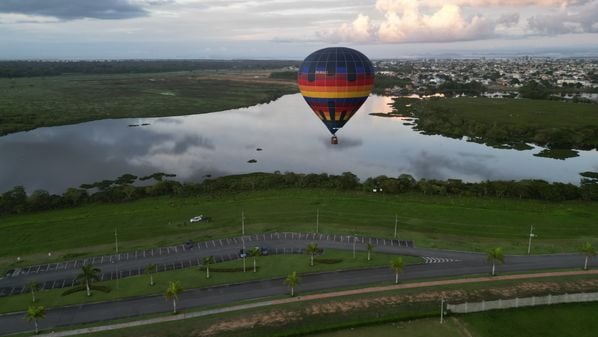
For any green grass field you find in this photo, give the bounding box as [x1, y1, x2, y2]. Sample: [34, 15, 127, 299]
[2, 189, 598, 269]
[0, 70, 297, 136]
[411, 97, 598, 128]
[308, 318, 465, 337]
[460, 302, 598, 337]
[311, 302, 598, 337]
[391, 97, 598, 154]
[0, 249, 420, 314]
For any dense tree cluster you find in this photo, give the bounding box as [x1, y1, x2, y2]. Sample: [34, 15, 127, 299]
[1, 171, 597, 216]
[0, 60, 300, 78]
[437, 80, 487, 97]
[519, 81, 551, 100]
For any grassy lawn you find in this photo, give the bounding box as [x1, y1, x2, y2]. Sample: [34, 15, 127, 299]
[308, 318, 465, 337]
[0, 249, 420, 314]
[2, 189, 598, 269]
[310, 302, 598, 337]
[460, 302, 598, 337]
[0, 70, 297, 136]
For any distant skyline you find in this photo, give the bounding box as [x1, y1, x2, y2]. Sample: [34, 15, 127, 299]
[0, 0, 597, 59]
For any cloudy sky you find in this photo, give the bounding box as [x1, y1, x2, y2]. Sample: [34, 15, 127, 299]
[0, 0, 597, 59]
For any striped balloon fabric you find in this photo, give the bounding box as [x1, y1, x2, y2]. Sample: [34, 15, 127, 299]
[298, 47, 375, 138]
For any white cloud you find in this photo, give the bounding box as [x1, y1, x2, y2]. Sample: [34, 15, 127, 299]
[428, 0, 584, 6]
[322, 0, 597, 44]
[528, 1, 598, 33]
[319, 13, 373, 42]
[325, 0, 497, 43]
[496, 13, 519, 27]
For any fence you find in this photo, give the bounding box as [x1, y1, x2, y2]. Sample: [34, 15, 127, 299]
[447, 292, 598, 314]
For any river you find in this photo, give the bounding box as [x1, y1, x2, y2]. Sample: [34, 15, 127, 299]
[1, 94, 597, 193]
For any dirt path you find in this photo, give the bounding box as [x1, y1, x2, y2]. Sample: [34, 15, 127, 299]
[37, 269, 598, 337]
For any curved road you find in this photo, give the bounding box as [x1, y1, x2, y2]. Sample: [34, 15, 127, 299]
[0, 232, 594, 335]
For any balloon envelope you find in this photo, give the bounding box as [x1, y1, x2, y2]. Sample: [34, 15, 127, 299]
[298, 47, 375, 135]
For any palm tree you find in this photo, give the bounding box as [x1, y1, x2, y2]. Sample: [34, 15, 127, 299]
[487, 247, 505, 276]
[76, 264, 101, 296]
[581, 242, 596, 270]
[366, 242, 374, 261]
[25, 305, 46, 334]
[203, 256, 215, 279]
[27, 280, 39, 303]
[390, 257, 405, 284]
[284, 272, 299, 297]
[306, 242, 319, 266]
[164, 281, 183, 314]
[145, 264, 157, 286]
[249, 247, 261, 273]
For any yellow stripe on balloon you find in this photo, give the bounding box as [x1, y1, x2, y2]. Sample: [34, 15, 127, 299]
[300, 90, 372, 99]
[298, 85, 373, 93]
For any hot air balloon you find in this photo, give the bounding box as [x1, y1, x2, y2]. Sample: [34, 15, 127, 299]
[298, 47, 375, 144]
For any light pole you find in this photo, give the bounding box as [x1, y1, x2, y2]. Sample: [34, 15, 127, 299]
[115, 228, 119, 257]
[440, 298, 445, 324]
[394, 214, 398, 239]
[527, 225, 536, 255]
[316, 208, 319, 234]
[115, 228, 119, 290]
[242, 211, 246, 272]
[353, 234, 357, 258]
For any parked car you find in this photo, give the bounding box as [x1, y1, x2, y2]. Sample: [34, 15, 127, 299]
[184, 240, 194, 249]
[239, 249, 247, 258]
[258, 246, 269, 256]
[189, 215, 204, 223]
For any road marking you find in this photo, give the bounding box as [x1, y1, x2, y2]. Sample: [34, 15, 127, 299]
[423, 257, 461, 264]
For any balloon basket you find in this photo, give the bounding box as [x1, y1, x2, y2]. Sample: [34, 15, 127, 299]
[331, 136, 338, 145]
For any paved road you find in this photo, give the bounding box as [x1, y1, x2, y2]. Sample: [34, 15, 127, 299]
[0, 233, 595, 335]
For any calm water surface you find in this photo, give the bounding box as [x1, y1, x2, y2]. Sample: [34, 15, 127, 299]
[1, 94, 597, 193]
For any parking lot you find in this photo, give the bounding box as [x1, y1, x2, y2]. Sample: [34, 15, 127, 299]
[0, 232, 414, 297]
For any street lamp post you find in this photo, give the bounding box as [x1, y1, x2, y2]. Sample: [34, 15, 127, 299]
[353, 234, 357, 258]
[394, 214, 398, 239]
[316, 208, 319, 234]
[440, 298, 445, 324]
[527, 225, 536, 255]
[115, 228, 119, 290]
[242, 211, 246, 272]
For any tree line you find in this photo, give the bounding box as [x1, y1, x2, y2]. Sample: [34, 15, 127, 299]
[0, 60, 300, 78]
[1, 171, 597, 216]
